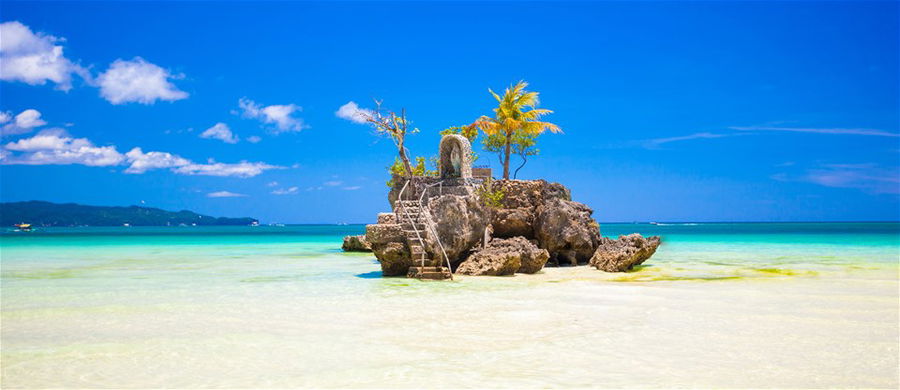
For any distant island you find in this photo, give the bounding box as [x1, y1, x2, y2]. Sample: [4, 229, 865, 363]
[1, 201, 258, 227]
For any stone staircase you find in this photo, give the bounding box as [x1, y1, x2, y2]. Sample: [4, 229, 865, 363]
[395, 199, 452, 280]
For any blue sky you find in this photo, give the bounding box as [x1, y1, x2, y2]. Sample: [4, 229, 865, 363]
[0, 1, 897, 223]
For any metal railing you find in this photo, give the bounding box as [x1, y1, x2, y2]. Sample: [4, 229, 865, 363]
[394, 177, 454, 280]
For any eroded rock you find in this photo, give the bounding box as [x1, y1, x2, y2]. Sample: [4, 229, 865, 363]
[491, 207, 534, 238]
[427, 194, 491, 266]
[534, 198, 601, 265]
[341, 235, 372, 252]
[590, 234, 661, 272]
[373, 242, 413, 276]
[456, 237, 549, 275]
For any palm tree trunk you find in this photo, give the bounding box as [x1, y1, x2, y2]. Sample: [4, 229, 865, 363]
[503, 133, 512, 179]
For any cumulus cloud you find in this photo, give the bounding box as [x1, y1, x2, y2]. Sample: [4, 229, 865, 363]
[207, 191, 247, 198]
[238, 98, 307, 133]
[200, 122, 238, 144]
[1, 108, 47, 136]
[173, 160, 282, 178]
[3, 129, 280, 178]
[97, 57, 188, 104]
[3, 129, 124, 166]
[124, 147, 191, 174]
[335, 101, 373, 124]
[0, 21, 85, 91]
[271, 186, 299, 195]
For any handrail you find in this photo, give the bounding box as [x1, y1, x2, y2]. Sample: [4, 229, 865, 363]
[417, 181, 454, 280]
[395, 178, 428, 270]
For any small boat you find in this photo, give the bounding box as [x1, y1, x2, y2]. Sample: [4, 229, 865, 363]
[14, 223, 33, 232]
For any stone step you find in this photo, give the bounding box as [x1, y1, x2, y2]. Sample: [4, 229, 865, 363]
[408, 266, 443, 272]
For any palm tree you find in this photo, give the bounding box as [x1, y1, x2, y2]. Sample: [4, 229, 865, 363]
[472, 81, 561, 180]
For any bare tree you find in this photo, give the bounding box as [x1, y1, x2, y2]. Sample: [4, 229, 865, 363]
[358, 100, 418, 178]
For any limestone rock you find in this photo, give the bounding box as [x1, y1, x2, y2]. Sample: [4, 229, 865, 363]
[493, 179, 570, 209]
[534, 198, 601, 265]
[373, 242, 413, 276]
[341, 235, 371, 252]
[491, 207, 534, 238]
[457, 237, 550, 275]
[365, 223, 404, 245]
[376, 212, 397, 224]
[590, 234, 661, 272]
[427, 194, 491, 266]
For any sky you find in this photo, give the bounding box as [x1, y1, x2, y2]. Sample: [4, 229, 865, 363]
[0, 1, 897, 223]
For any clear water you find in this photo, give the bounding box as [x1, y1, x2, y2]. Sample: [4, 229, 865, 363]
[1, 223, 898, 388]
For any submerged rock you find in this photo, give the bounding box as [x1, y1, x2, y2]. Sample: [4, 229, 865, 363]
[341, 235, 372, 252]
[457, 237, 549, 276]
[535, 198, 601, 266]
[589, 234, 661, 272]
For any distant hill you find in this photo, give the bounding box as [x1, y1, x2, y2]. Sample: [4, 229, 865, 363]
[0, 201, 258, 227]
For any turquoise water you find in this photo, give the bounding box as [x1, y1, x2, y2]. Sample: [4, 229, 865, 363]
[1, 223, 898, 388]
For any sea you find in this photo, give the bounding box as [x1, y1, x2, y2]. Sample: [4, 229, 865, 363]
[1, 223, 898, 388]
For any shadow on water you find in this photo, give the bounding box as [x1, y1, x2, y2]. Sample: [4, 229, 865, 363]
[355, 271, 383, 279]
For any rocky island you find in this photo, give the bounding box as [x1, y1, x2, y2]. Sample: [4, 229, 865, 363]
[346, 134, 661, 279]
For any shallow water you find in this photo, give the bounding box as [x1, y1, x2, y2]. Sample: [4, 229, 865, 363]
[1, 223, 898, 388]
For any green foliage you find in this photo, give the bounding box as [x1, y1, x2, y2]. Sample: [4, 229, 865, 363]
[471, 80, 560, 179]
[484, 131, 539, 177]
[0, 201, 257, 227]
[476, 180, 506, 209]
[440, 125, 478, 143]
[386, 156, 437, 187]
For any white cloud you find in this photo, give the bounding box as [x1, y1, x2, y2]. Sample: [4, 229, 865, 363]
[200, 122, 238, 144]
[267, 181, 279, 187]
[0, 21, 85, 91]
[271, 186, 299, 195]
[124, 147, 191, 174]
[97, 57, 188, 104]
[246, 135, 261, 143]
[730, 126, 899, 137]
[3, 129, 280, 178]
[1, 108, 47, 136]
[342, 186, 361, 190]
[323, 180, 343, 186]
[3, 129, 124, 166]
[643, 132, 732, 149]
[335, 101, 373, 124]
[0, 112, 11, 124]
[173, 160, 282, 178]
[207, 191, 247, 198]
[238, 98, 307, 133]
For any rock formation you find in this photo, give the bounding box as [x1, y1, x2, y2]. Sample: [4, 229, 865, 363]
[535, 198, 601, 266]
[426, 193, 491, 265]
[589, 234, 661, 272]
[456, 236, 550, 276]
[341, 235, 372, 252]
